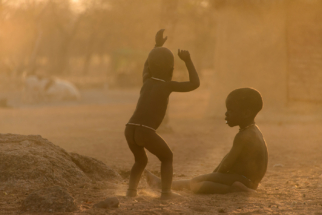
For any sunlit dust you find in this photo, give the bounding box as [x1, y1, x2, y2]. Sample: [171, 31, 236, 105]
[0, 0, 322, 214]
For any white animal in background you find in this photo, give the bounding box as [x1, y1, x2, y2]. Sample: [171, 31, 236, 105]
[23, 75, 80, 103]
[46, 79, 81, 101]
[23, 75, 48, 103]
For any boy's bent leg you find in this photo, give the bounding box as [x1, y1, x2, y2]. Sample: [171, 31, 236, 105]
[191, 181, 232, 194]
[231, 181, 256, 193]
[134, 128, 174, 196]
[171, 179, 191, 190]
[125, 126, 148, 197]
[190, 172, 253, 194]
[146, 170, 190, 191]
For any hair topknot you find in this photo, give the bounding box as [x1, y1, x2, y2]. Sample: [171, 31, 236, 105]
[228, 88, 263, 114]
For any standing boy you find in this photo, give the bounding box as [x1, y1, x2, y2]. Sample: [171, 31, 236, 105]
[125, 29, 200, 199]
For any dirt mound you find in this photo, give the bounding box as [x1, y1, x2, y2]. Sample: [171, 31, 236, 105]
[70, 153, 120, 182]
[0, 133, 121, 190]
[21, 186, 77, 213]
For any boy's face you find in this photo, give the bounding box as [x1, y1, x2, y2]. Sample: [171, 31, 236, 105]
[225, 96, 244, 127]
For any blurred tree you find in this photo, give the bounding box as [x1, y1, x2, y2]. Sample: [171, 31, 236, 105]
[45, 0, 82, 75]
[1, 1, 40, 76]
[28, 2, 50, 73]
[0, 0, 219, 81]
[0, 0, 4, 73]
[160, 0, 178, 44]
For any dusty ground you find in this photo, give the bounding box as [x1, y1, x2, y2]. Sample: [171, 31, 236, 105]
[1, 88, 322, 214]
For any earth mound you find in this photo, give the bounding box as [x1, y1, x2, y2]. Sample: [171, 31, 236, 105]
[0, 133, 122, 190]
[21, 186, 77, 212]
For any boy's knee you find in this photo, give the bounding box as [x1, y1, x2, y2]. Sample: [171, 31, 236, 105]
[190, 181, 201, 194]
[190, 177, 198, 185]
[135, 156, 148, 166]
[159, 151, 173, 163]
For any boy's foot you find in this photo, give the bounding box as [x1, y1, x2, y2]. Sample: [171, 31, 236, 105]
[160, 191, 181, 200]
[126, 189, 137, 197]
[145, 170, 161, 189]
[231, 181, 256, 193]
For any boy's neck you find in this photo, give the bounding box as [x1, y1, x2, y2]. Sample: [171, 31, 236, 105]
[239, 119, 255, 130]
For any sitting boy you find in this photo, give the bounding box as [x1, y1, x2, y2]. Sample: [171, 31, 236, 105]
[146, 88, 268, 194]
[125, 29, 200, 199]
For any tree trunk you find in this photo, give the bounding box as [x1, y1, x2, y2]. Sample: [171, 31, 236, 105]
[82, 32, 95, 75]
[159, 0, 178, 44]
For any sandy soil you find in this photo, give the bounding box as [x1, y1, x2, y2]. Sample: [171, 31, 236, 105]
[0, 89, 322, 214]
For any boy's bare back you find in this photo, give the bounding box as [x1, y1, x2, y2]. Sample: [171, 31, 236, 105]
[128, 79, 172, 129]
[229, 125, 268, 188]
[128, 47, 199, 130]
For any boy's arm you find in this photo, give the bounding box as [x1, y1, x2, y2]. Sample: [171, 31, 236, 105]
[142, 29, 168, 83]
[213, 164, 220, 172]
[216, 133, 246, 173]
[169, 50, 200, 92]
[213, 154, 229, 172]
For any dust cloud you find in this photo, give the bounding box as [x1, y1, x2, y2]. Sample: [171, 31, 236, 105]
[0, 0, 322, 214]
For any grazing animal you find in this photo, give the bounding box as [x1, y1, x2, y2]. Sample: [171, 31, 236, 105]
[23, 75, 80, 103]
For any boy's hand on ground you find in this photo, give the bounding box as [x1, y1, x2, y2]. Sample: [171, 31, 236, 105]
[178, 49, 191, 62]
[155, 29, 167, 47]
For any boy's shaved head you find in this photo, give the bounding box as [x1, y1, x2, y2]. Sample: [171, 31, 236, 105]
[148, 47, 174, 79]
[228, 88, 263, 115]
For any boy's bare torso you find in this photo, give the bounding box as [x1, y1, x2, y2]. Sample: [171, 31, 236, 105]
[128, 79, 172, 130]
[229, 125, 268, 187]
[128, 50, 199, 130]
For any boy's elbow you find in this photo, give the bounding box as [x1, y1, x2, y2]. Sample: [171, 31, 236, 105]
[193, 81, 200, 89]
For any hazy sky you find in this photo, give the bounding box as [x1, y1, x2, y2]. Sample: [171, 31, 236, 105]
[6, 0, 80, 6]
[5, 0, 84, 13]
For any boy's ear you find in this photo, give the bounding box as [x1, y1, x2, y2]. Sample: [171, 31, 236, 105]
[243, 109, 253, 119]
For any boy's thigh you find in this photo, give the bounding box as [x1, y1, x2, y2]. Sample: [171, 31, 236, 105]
[192, 172, 249, 186]
[125, 126, 147, 161]
[134, 128, 172, 161]
[125, 125, 136, 144]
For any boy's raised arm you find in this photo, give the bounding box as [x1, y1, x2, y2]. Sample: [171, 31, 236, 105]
[142, 29, 168, 83]
[169, 50, 200, 92]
